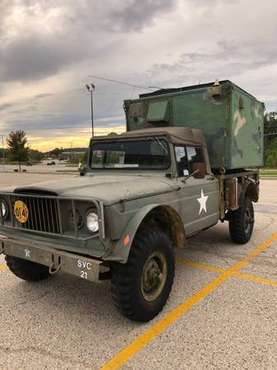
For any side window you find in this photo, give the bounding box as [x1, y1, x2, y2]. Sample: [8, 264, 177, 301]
[175, 146, 189, 177]
[186, 146, 206, 176]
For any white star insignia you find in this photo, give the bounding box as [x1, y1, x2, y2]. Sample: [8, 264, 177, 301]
[24, 248, 31, 258]
[197, 189, 208, 215]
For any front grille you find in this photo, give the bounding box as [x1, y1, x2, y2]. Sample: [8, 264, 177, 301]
[11, 195, 61, 234]
[0, 192, 103, 240]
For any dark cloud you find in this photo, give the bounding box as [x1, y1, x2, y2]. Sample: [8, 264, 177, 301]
[148, 39, 277, 86]
[2, 111, 124, 135]
[0, 82, 130, 135]
[0, 102, 15, 111]
[108, 0, 177, 31]
[0, 1, 178, 83]
[0, 33, 92, 82]
[34, 93, 55, 99]
[64, 0, 177, 33]
[0, 0, 15, 38]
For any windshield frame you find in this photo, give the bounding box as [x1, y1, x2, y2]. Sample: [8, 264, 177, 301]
[88, 136, 171, 171]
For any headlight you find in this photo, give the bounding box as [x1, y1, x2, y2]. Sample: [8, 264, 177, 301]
[0, 200, 8, 219]
[86, 211, 99, 233]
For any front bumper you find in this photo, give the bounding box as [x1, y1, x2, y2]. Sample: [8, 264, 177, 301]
[0, 234, 105, 282]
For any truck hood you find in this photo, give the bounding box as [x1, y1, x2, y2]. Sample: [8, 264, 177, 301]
[10, 174, 179, 205]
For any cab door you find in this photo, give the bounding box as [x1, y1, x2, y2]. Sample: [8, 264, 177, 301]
[174, 145, 219, 236]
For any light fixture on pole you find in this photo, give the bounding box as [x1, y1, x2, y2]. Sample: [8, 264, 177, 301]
[85, 83, 95, 137]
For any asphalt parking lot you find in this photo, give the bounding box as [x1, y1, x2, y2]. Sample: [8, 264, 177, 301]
[0, 174, 276, 369]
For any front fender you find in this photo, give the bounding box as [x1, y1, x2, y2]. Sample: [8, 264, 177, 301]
[105, 204, 161, 263]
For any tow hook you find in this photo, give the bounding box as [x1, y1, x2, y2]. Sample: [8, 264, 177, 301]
[0, 235, 9, 254]
[49, 254, 62, 275]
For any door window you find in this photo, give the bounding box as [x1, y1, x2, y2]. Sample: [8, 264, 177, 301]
[175, 146, 189, 177]
[186, 146, 206, 175]
[175, 145, 206, 177]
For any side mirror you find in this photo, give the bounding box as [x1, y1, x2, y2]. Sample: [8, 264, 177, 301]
[191, 162, 206, 179]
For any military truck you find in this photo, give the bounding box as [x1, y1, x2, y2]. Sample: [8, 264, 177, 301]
[0, 81, 263, 322]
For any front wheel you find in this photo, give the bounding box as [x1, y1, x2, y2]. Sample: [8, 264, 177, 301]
[111, 229, 175, 322]
[229, 197, 254, 244]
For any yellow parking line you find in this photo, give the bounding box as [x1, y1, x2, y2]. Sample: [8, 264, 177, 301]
[177, 258, 224, 273]
[101, 233, 277, 370]
[178, 258, 277, 288]
[0, 263, 7, 272]
[237, 272, 277, 287]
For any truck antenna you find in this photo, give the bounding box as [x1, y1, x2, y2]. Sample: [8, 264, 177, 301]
[87, 75, 163, 90]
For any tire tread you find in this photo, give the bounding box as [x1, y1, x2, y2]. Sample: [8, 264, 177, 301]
[229, 197, 254, 244]
[111, 229, 175, 322]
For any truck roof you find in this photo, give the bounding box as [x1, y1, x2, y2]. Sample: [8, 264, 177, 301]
[139, 80, 258, 101]
[93, 127, 206, 147]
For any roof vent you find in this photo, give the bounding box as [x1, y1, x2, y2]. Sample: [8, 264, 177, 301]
[210, 80, 222, 98]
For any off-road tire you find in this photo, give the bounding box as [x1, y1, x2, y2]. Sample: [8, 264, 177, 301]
[111, 229, 175, 322]
[229, 197, 254, 244]
[5, 255, 51, 282]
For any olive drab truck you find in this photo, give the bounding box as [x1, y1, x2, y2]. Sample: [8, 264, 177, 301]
[0, 80, 264, 321]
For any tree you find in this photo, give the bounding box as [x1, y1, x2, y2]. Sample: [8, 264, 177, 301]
[0, 148, 7, 163]
[265, 138, 277, 167]
[28, 149, 44, 162]
[47, 147, 64, 159]
[264, 112, 277, 168]
[7, 130, 29, 171]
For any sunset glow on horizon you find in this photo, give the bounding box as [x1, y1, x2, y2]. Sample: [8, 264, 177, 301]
[27, 125, 126, 152]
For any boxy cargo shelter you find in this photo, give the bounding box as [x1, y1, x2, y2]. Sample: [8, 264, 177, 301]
[124, 80, 264, 171]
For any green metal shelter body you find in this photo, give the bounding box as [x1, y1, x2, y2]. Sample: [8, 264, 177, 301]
[124, 80, 264, 170]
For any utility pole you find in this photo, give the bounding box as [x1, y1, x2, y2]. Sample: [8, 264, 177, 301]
[0, 135, 5, 171]
[85, 83, 95, 137]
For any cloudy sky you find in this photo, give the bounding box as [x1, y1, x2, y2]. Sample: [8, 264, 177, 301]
[0, 0, 277, 151]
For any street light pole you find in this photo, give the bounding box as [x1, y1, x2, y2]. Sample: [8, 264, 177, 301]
[85, 83, 95, 137]
[0, 135, 5, 171]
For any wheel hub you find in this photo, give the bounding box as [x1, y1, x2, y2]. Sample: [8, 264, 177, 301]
[141, 252, 167, 302]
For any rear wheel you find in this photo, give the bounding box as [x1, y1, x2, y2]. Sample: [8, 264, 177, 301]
[111, 229, 175, 322]
[5, 255, 51, 282]
[229, 197, 254, 244]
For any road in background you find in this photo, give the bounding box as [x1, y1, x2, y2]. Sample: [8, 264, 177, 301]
[0, 173, 74, 188]
[258, 179, 277, 204]
[0, 163, 77, 174]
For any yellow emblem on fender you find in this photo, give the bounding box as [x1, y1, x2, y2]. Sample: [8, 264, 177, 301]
[14, 200, 29, 224]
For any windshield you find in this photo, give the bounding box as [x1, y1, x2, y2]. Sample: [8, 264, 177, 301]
[90, 138, 170, 170]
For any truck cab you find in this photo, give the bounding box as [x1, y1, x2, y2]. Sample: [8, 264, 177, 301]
[87, 126, 220, 238]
